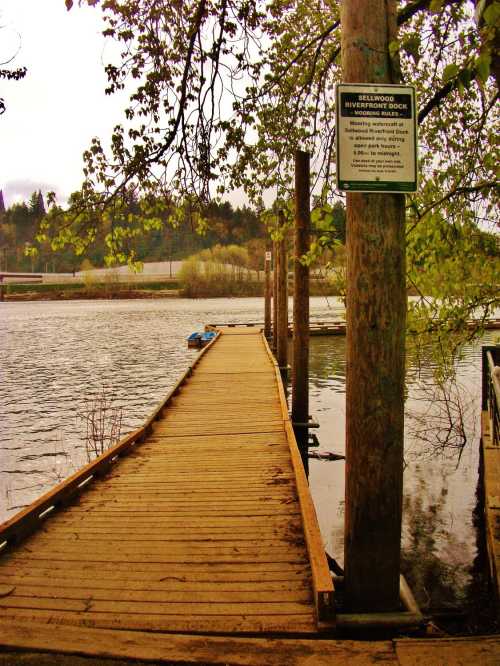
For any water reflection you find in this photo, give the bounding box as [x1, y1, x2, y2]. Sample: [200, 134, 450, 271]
[307, 329, 498, 613]
[401, 469, 471, 611]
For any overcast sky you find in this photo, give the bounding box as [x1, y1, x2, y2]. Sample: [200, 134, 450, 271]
[0, 1, 127, 207]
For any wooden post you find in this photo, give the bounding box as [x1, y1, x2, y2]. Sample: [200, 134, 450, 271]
[292, 151, 311, 473]
[264, 244, 272, 339]
[341, 0, 406, 612]
[276, 217, 288, 376]
[272, 240, 278, 352]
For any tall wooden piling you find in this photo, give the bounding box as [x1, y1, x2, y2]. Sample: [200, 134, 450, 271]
[276, 219, 288, 376]
[272, 240, 278, 352]
[292, 151, 311, 472]
[341, 0, 406, 613]
[264, 244, 272, 339]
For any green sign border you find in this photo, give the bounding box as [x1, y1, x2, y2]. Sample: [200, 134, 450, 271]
[336, 84, 418, 194]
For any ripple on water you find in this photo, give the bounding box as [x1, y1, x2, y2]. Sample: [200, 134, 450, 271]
[0, 297, 342, 521]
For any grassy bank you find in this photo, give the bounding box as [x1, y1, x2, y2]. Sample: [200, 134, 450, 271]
[2, 276, 345, 301]
[3, 280, 180, 301]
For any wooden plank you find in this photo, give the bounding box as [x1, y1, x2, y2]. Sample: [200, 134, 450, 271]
[0, 596, 312, 616]
[37, 506, 300, 517]
[0, 574, 310, 592]
[74, 497, 298, 509]
[27, 527, 303, 539]
[112, 451, 291, 461]
[36, 512, 302, 524]
[0, 610, 317, 634]
[83, 489, 296, 500]
[150, 425, 284, 436]
[28, 532, 302, 544]
[9, 550, 308, 564]
[0, 562, 311, 582]
[0, 584, 312, 604]
[20, 541, 306, 556]
[0, 618, 401, 664]
[396, 636, 500, 666]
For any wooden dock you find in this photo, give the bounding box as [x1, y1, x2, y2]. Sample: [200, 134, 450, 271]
[0, 328, 333, 644]
[1, 331, 500, 663]
[205, 318, 500, 338]
[206, 320, 348, 336]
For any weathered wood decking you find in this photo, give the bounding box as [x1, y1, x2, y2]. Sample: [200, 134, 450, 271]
[0, 328, 333, 640]
[2, 330, 500, 662]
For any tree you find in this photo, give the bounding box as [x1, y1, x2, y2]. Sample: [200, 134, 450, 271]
[53, 1, 496, 288]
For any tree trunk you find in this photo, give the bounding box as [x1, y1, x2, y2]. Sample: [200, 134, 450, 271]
[341, 0, 406, 612]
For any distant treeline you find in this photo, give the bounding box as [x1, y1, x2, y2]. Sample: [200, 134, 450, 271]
[0, 192, 264, 274]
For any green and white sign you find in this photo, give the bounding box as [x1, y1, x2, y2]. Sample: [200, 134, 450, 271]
[336, 83, 418, 193]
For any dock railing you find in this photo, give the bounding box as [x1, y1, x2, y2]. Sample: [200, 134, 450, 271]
[482, 345, 500, 447]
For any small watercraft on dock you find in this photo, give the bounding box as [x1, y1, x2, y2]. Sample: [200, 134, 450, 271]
[187, 332, 202, 348]
[187, 330, 217, 349]
[200, 330, 216, 347]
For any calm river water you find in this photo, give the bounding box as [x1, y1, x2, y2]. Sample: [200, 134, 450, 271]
[0, 297, 497, 618]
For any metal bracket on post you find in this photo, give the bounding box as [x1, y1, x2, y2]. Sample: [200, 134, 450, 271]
[291, 415, 319, 429]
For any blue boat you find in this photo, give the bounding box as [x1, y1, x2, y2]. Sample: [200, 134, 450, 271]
[187, 332, 202, 349]
[200, 331, 216, 347]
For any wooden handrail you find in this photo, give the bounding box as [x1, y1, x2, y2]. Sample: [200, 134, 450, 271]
[0, 331, 221, 552]
[261, 333, 335, 622]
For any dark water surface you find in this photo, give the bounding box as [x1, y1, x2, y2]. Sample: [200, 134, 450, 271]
[0, 297, 496, 617]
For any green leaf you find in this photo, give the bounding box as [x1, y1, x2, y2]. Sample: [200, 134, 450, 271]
[476, 53, 491, 83]
[429, 0, 444, 12]
[388, 40, 399, 58]
[442, 63, 459, 83]
[311, 208, 322, 223]
[458, 68, 473, 88]
[403, 35, 421, 64]
[483, 2, 500, 27]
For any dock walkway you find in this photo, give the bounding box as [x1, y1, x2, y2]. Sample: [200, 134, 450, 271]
[2, 331, 500, 663]
[0, 328, 333, 641]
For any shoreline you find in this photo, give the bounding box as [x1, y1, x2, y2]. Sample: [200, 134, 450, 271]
[2, 288, 182, 302]
[1, 283, 342, 301]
